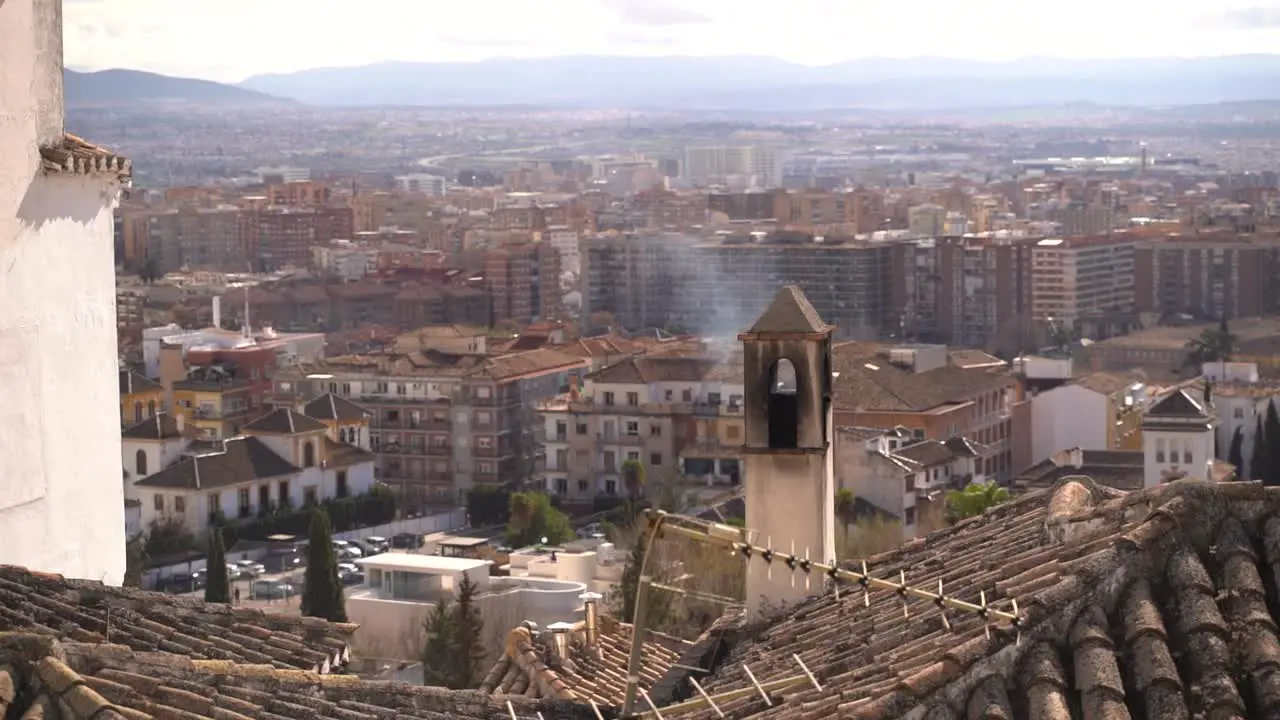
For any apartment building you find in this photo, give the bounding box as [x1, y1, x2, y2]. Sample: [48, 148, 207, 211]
[484, 242, 562, 327]
[1132, 233, 1280, 319]
[580, 233, 699, 331]
[683, 145, 779, 187]
[684, 234, 895, 340]
[892, 236, 1036, 352]
[537, 353, 744, 504]
[241, 206, 355, 271]
[129, 205, 245, 273]
[1030, 235, 1136, 334]
[272, 345, 590, 508]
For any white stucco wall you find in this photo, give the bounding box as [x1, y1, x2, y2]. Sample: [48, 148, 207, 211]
[0, 173, 125, 583]
[1029, 384, 1107, 466]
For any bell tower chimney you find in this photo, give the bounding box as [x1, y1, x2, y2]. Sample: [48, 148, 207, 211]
[738, 285, 836, 616]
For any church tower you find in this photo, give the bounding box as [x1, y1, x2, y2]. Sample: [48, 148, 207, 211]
[739, 286, 837, 615]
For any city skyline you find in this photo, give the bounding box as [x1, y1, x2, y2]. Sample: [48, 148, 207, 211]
[66, 0, 1280, 83]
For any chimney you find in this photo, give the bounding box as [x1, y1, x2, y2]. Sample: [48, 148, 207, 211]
[568, 375, 580, 402]
[579, 591, 603, 648]
[175, 412, 185, 434]
[545, 622, 574, 666]
[1069, 447, 1084, 469]
[212, 296, 222, 329]
[1203, 379, 1213, 407]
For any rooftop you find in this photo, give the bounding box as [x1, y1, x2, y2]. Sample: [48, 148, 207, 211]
[354, 554, 490, 574]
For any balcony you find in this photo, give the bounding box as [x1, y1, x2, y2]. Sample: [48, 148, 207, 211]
[426, 445, 451, 456]
[193, 405, 251, 420]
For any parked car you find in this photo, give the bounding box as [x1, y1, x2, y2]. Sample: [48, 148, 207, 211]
[263, 550, 304, 573]
[250, 580, 294, 600]
[391, 533, 421, 549]
[364, 536, 389, 554]
[340, 571, 365, 586]
[332, 540, 363, 558]
[576, 522, 604, 539]
[233, 560, 266, 577]
[337, 562, 360, 575]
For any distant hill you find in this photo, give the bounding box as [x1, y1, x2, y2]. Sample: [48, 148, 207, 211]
[237, 54, 1280, 110]
[65, 68, 285, 107]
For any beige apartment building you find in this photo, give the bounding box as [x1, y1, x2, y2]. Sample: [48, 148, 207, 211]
[1030, 235, 1136, 336]
[272, 329, 589, 508]
[537, 354, 745, 504]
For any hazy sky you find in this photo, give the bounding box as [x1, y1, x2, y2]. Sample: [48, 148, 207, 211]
[65, 0, 1280, 83]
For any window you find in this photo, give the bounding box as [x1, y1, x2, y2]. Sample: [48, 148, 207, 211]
[650, 453, 662, 466]
[1183, 439, 1193, 465]
[134, 402, 143, 423]
[682, 389, 692, 402]
[606, 479, 617, 495]
[153, 494, 164, 511]
[475, 385, 491, 398]
[336, 471, 348, 498]
[135, 449, 148, 475]
[1234, 407, 1245, 419]
[626, 392, 639, 406]
[278, 481, 290, 505]
[1156, 438, 1166, 463]
[303, 441, 316, 468]
[625, 421, 639, 436]
[208, 493, 221, 516]
[259, 485, 270, 511]
[147, 400, 156, 417]
[175, 496, 185, 514]
[664, 390, 673, 401]
[577, 423, 588, 435]
[650, 424, 661, 437]
[627, 451, 639, 462]
[476, 411, 492, 425]
[577, 479, 589, 492]
[555, 421, 567, 439]
[905, 474, 916, 492]
[304, 487, 318, 506]
[238, 489, 251, 518]
[477, 437, 493, 449]
[603, 391, 615, 406]
[555, 478, 568, 495]
[904, 506, 917, 525]
[478, 461, 495, 474]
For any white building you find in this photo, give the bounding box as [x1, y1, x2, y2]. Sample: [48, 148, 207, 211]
[0, 0, 132, 584]
[312, 240, 376, 281]
[123, 408, 377, 539]
[142, 320, 326, 379]
[393, 173, 446, 197]
[1141, 389, 1217, 489]
[835, 428, 985, 539]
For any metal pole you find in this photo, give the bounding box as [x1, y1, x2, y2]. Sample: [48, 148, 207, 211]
[621, 510, 667, 717]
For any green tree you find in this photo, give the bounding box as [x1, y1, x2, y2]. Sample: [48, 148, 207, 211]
[1228, 426, 1245, 478]
[652, 469, 696, 513]
[504, 492, 572, 547]
[140, 256, 161, 284]
[421, 600, 456, 687]
[621, 458, 646, 508]
[451, 572, 486, 689]
[1266, 401, 1280, 487]
[301, 508, 348, 622]
[1183, 316, 1237, 370]
[834, 488, 857, 545]
[612, 531, 671, 628]
[945, 481, 1010, 523]
[204, 529, 230, 604]
[1252, 413, 1267, 481]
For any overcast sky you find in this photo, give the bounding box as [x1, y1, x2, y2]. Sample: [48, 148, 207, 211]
[65, 0, 1280, 83]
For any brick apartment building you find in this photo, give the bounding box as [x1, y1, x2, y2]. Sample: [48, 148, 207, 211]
[484, 243, 562, 327]
[1133, 232, 1280, 319]
[273, 342, 590, 508]
[241, 206, 355, 271]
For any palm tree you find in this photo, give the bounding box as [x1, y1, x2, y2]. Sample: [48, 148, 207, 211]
[945, 481, 1010, 523]
[621, 459, 646, 508]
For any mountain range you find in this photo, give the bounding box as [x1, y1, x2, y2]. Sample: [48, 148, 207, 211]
[66, 55, 1280, 110]
[64, 68, 281, 107]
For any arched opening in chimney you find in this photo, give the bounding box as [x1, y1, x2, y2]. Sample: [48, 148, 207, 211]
[768, 358, 799, 449]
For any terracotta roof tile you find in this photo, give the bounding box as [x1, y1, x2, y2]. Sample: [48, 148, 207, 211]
[40, 133, 131, 178]
[133, 436, 298, 490]
[243, 408, 328, 435]
[479, 618, 690, 707]
[119, 370, 162, 396]
[0, 567, 352, 673]
[746, 286, 831, 335]
[303, 394, 371, 423]
[654, 479, 1280, 720]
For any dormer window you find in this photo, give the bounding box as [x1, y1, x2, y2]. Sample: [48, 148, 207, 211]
[303, 441, 316, 468]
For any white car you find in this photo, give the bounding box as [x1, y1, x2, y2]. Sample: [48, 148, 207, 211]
[332, 540, 363, 558]
[234, 560, 266, 577]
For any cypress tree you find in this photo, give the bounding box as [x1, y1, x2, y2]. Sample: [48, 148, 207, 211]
[204, 529, 230, 604]
[450, 572, 486, 690]
[1266, 401, 1280, 487]
[301, 508, 347, 622]
[421, 600, 455, 687]
[1228, 426, 1245, 479]
[1252, 413, 1268, 481]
